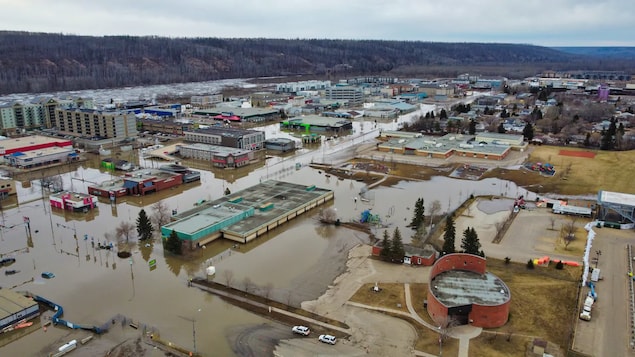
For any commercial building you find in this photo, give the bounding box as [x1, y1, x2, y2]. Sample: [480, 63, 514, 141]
[280, 115, 353, 133]
[0, 177, 16, 198]
[276, 80, 332, 93]
[191, 94, 223, 108]
[49, 191, 98, 212]
[192, 107, 280, 123]
[0, 289, 40, 331]
[177, 143, 254, 168]
[324, 85, 364, 104]
[184, 127, 265, 150]
[162, 180, 333, 249]
[53, 108, 138, 140]
[427, 253, 511, 328]
[88, 168, 182, 198]
[0, 135, 77, 168]
[265, 138, 297, 152]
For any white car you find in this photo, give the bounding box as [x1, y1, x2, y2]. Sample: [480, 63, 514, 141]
[318, 334, 337, 345]
[292, 325, 310, 336]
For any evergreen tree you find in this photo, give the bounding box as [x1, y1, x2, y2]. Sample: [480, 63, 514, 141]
[390, 227, 405, 262]
[497, 122, 506, 133]
[461, 227, 481, 255]
[379, 230, 391, 260]
[165, 230, 182, 255]
[469, 119, 476, 135]
[442, 214, 456, 255]
[409, 198, 425, 229]
[439, 108, 448, 120]
[136, 209, 154, 241]
[584, 132, 591, 147]
[522, 123, 534, 141]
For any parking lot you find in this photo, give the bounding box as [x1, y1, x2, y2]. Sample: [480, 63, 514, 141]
[455, 198, 635, 356]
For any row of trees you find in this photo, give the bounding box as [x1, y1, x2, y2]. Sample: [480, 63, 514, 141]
[441, 213, 485, 257]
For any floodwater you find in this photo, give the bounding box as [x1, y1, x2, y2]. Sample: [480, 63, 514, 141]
[0, 107, 537, 356]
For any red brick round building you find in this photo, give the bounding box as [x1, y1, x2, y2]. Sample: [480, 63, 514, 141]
[427, 253, 510, 328]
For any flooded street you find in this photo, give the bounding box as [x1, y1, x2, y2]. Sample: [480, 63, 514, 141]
[0, 106, 535, 356]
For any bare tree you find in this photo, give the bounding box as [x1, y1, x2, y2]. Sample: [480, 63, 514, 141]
[151, 201, 171, 228]
[560, 217, 578, 250]
[429, 200, 442, 229]
[116, 221, 135, 243]
[262, 282, 274, 300]
[286, 290, 293, 306]
[243, 277, 255, 294]
[319, 207, 338, 224]
[223, 270, 234, 287]
[549, 216, 556, 230]
[506, 326, 514, 342]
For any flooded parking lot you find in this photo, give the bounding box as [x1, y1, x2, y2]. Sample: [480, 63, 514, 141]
[0, 109, 538, 356]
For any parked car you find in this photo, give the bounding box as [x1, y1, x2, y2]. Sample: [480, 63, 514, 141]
[0, 257, 16, 266]
[318, 334, 337, 345]
[41, 272, 55, 279]
[292, 325, 310, 336]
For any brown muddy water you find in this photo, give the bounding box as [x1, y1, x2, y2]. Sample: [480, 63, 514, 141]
[0, 136, 535, 356]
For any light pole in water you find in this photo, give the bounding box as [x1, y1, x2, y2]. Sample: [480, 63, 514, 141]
[180, 308, 201, 354]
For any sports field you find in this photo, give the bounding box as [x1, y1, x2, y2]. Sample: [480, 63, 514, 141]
[483, 146, 635, 195]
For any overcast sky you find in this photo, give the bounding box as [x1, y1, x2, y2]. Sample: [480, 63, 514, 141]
[1, 0, 633, 47]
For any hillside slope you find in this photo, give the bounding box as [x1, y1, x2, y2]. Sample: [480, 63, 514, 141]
[0, 31, 614, 94]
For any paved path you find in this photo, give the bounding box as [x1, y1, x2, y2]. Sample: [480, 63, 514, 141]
[192, 281, 350, 334]
[346, 283, 483, 357]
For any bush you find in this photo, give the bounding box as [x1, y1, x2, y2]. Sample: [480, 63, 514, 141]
[526, 259, 535, 269]
[504, 257, 511, 265]
[555, 261, 564, 270]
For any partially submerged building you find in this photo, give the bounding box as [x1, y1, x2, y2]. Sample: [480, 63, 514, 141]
[0, 289, 40, 331]
[161, 180, 333, 249]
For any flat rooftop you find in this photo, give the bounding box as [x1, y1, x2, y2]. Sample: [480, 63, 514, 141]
[170, 180, 332, 239]
[286, 115, 353, 128]
[0, 289, 37, 318]
[177, 142, 251, 156]
[0, 135, 72, 151]
[598, 190, 635, 207]
[431, 270, 510, 307]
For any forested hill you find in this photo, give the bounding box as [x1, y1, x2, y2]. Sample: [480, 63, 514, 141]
[0, 31, 617, 94]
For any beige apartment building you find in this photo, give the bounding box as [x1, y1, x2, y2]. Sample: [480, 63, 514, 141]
[54, 108, 137, 139]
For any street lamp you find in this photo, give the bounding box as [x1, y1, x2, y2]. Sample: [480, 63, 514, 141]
[180, 308, 202, 354]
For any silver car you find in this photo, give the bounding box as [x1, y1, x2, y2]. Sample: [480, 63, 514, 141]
[318, 334, 336, 345]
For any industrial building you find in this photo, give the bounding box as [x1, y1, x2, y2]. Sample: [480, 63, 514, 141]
[0, 289, 40, 331]
[161, 180, 333, 249]
[427, 253, 511, 328]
